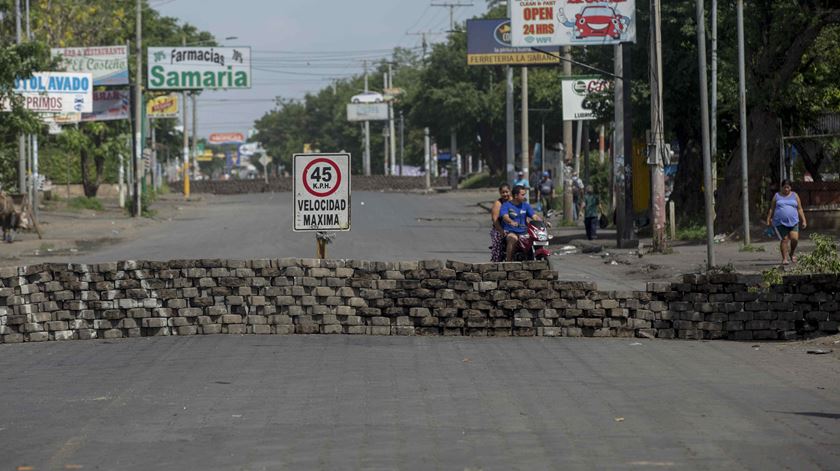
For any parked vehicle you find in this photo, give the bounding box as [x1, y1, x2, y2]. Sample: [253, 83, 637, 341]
[512, 219, 552, 261]
[351, 91, 384, 104]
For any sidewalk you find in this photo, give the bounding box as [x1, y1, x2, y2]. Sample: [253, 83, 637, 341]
[477, 195, 815, 291]
[0, 193, 199, 268]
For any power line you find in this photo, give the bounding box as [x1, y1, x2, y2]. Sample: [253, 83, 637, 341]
[430, 2, 474, 33]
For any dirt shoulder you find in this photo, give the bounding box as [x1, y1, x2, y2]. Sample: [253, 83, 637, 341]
[0, 192, 208, 268]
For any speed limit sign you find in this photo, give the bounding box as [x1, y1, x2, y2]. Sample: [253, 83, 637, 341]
[293, 153, 351, 232]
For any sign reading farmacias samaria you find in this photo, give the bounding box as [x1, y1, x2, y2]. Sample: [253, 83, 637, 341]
[511, 0, 636, 47]
[51, 46, 129, 86]
[147, 47, 251, 90]
[3, 72, 93, 113]
[294, 153, 351, 232]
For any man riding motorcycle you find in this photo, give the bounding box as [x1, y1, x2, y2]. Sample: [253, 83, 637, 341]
[500, 185, 543, 262]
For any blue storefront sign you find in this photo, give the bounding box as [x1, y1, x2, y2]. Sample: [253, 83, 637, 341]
[467, 19, 560, 66]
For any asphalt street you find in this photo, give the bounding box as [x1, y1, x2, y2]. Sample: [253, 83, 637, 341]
[1, 336, 838, 470]
[60, 191, 648, 291]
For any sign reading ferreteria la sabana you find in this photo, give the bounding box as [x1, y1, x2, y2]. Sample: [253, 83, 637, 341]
[147, 47, 251, 90]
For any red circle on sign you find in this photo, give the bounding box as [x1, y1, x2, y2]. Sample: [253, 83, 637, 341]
[302, 158, 342, 197]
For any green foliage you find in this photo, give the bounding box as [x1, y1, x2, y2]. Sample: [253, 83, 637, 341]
[674, 224, 707, 241]
[459, 172, 503, 189]
[68, 196, 103, 212]
[762, 267, 783, 287]
[762, 233, 840, 287]
[794, 233, 840, 274]
[739, 244, 766, 253]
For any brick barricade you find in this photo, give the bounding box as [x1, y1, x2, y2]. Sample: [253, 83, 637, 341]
[171, 176, 452, 195]
[0, 260, 838, 343]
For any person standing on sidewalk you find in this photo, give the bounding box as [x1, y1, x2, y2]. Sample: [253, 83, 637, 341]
[537, 171, 555, 215]
[583, 185, 600, 240]
[766, 179, 807, 265]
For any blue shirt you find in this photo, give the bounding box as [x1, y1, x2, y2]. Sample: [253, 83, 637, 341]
[773, 192, 800, 227]
[500, 200, 535, 234]
[513, 178, 530, 189]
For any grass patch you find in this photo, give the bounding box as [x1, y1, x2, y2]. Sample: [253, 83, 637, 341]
[674, 224, 707, 241]
[739, 244, 766, 253]
[459, 172, 505, 190]
[68, 196, 104, 212]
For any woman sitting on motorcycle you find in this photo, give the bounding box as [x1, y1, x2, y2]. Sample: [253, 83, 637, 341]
[490, 183, 512, 262]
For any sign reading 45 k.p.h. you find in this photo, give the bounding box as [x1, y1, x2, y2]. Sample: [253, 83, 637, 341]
[293, 153, 351, 232]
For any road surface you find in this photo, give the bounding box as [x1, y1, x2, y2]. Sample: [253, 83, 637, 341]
[1, 336, 837, 470]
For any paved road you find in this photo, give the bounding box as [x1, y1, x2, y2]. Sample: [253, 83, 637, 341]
[1, 336, 838, 470]
[59, 191, 647, 290]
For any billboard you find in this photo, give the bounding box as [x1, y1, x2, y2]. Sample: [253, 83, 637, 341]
[51, 46, 129, 86]
[209, 132, 246, 145]
[3, 72, 93, 113]
[147, 47, 251, 90]
[562, 77, 611, 121]
[147, 94, 180, 119]
[347, 103, 388, 121]
[511, 0, 636, 47]
[466, 19, 559, 66]
[81, 89, 130, 122]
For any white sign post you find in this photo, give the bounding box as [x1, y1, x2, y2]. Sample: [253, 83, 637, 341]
[3, 72, 93, 113]
[561, 77, 611, 121]
[294, 153, 351, 233]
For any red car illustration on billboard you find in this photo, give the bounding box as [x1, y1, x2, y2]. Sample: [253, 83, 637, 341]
[573, 6, 629, 40]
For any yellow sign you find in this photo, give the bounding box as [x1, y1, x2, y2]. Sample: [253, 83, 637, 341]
[147, 94, 179, 119]
[303, 143, 313, 153]
[467, 53, 558, 66]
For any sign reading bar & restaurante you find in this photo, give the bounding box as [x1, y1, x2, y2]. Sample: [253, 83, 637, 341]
[51, 46, 129, 86]
[147, 47, 251, 90]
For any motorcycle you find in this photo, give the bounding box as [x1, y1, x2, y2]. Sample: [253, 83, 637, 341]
[512, 219, 552, 261]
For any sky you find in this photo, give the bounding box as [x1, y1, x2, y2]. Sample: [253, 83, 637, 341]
[153, 0, 492, 139]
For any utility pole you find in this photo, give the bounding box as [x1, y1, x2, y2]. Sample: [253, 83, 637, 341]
[711, 0, 718, 193]
[16, 0, 25, 195]
[450, 129, 458, 189]
[26, 0, 39, 221]
[192, 92, 198, 179]
[521, 67, 530, 195]
[506, 2, 515, 184]
[737, 0, 751, 245]
[388, 64, 397, 176]
[134, 0, 143, 216]
[562, 46, 574, 224]
[696, 0, 716, 268]
[650, 0, 667, 252]
[363, 60, 371, 176]
[614, 44, 636, 248]
[181, 36, 190, 199]
[399, 111, 405, 176]
[431, 2, 473, 33]
[424, 127, 431, 190]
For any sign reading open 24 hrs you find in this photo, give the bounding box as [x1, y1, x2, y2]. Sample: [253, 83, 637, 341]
[511, 0, 636, 47]
[294, 153, 351, 232]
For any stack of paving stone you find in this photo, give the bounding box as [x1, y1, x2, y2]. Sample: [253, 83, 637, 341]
[1, 261, 838, 344]
[178, 176, 451, 195]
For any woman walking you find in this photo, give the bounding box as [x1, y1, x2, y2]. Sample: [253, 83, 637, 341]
[490, 183, 512, 262]
[766, 179, 807, 265]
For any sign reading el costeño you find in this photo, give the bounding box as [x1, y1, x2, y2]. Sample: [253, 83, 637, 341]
[51, 46, 129, 86]
[466, 19, 559, 66]
[147, 47, 251, 90]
